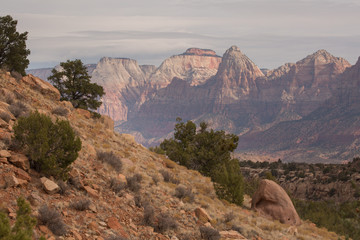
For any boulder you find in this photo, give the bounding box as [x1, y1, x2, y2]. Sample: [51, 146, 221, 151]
[9, 153, 30, 171]
[195, 207, 212, 224]
[40, 177, 60, 194]
[219, 230, 247, 239]
[75, 108, 91, 119]
[251, 179, 301, 226]
[4, 174, 19, 188]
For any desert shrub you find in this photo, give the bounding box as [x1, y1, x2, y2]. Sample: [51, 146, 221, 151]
[38, 205, 67, 236]
[231, 225, 244, 235]
[174, 185, 194, 202]
[9, 101, 28, 118]
[134, 194, 143, 208]
[160, 170, 180, 184]
[109, 178, 126, 194]
[57, 180, 69, 195]
[51, 107, 69, 116]
[11, 70, 23, 81]
[0, 93, 15, 105]
[143, 203, 155, 226]
[97, 151, 123, 172]
[223, 212, 235, 223]
[0, 111, 11, 123]
[151, 174, 160, 185]
[105, 235, 127, 240]
[70, 198, 91, 211]
[199, 226, 221, 240]
[0, 197, 36, 240]
[155, 212, 178, 233]
[13, 111, 81, 179]
[126, 173, 142, 192]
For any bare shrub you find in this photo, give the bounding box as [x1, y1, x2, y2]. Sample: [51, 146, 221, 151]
[155, 212, 178, 233]
[143, 203, 155, 226]
[199, 226, 221, 240]
[9, 101, 28, 118]
[10, 71, 23, 81]
[224, 212, 235, 223]
[0, 93, 14, 105]
[97, 151, 123, 172]
[126, 173, 142, 192]
[105, 235, 128, 240]
[0, 111, 11, 123]
[231, 225, 244, 235]
[52, 107, 69, 116]
[159, 170, 180, 184]
[134, 194, 142, 208]
[174, 185, 194, 202]
[70, 198, 91, 211]
[109, 177, 126, 194]
[57, 180, 69, 195]
[151, 174, 160, 185]
[38, 205, 67, 236]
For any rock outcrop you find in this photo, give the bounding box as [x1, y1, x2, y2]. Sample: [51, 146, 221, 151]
[252, 179, 301, 226]
[148, 48, 221, 87]
[91, 57, 147, 122]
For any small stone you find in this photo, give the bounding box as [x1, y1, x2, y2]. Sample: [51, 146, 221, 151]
[84, 186, 99, 198]
[107, 217, 122, 230]
[40, 177, 60, 194]
[0, 150, 11, 158]
[71, 230, 82, 240]
[219, 230, 247, 239]
[0, 157, 8, 164]
[39, 225, 52, 234]
[9, 153, 30, 171]
[4, 174, 19, 188]
[117, 174, 127, 183]
[13, 167, 31, 181]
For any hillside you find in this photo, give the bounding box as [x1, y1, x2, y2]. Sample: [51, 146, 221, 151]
[0, 71, 345, 239]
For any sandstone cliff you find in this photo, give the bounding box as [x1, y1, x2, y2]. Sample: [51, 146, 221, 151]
[148, 48, 221, 88]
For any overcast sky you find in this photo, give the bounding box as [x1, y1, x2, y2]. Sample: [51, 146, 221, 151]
[2, 0, 360, 69]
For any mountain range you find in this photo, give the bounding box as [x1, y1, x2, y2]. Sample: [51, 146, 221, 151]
[27, 46, 360, 163]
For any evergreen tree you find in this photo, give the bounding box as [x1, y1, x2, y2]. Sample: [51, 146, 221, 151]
[159, 118, 244, 205]
[0, 197, 36, 240]
[13, 111, 81, 179]
[48, 59, 104, 110]
[0, 15, 30, 76]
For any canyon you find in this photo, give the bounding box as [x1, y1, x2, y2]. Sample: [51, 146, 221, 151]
[27, 46, 359, 163]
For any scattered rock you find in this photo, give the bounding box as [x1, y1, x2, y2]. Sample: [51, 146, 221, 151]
[251, 179, 301, 226]
[0, 150, 11, 158]
[21, 74, 60, 100]
[13, 167, 31, 181]
[195, 207, 212, 224]
[4, 174, 19, 188]
[9, 152, 30, 171]
[40, 177, 60, 194]
[75, 108, 91, 119]
[84, 185, 99, 198]
[220, 230, 247, 239]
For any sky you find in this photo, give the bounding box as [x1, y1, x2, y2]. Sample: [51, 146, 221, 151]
[2, 0, 360, 70]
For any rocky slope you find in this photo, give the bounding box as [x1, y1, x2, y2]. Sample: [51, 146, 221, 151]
[0, 71, 345, 240]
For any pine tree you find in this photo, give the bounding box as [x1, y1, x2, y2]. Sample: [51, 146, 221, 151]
[0, 15, 30, 76]
[48, 59, 104, 111]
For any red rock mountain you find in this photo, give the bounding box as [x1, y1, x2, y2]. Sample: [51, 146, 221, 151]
[148, 48, 221, 88]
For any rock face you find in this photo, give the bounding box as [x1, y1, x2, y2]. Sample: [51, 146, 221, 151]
[251, 179, 301, 226]
[91, 57, 147, 122]
[149, 48, 221, 87]
[21, 74, 61, 100]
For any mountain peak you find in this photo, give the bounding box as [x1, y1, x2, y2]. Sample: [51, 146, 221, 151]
[299, 49, 348, 65]
[182, 48, 219, 57]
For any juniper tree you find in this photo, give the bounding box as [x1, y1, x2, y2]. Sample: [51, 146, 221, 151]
[48, 59, 104, 111]
[0, 15, 30, 75]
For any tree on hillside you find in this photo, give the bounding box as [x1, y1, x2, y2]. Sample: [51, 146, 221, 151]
[0, 15, 30, 76]
[48, 59, 104, 110]
[158, 118, 244, 205]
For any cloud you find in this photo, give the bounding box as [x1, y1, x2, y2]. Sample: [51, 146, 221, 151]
[1, 0, 359, 69]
